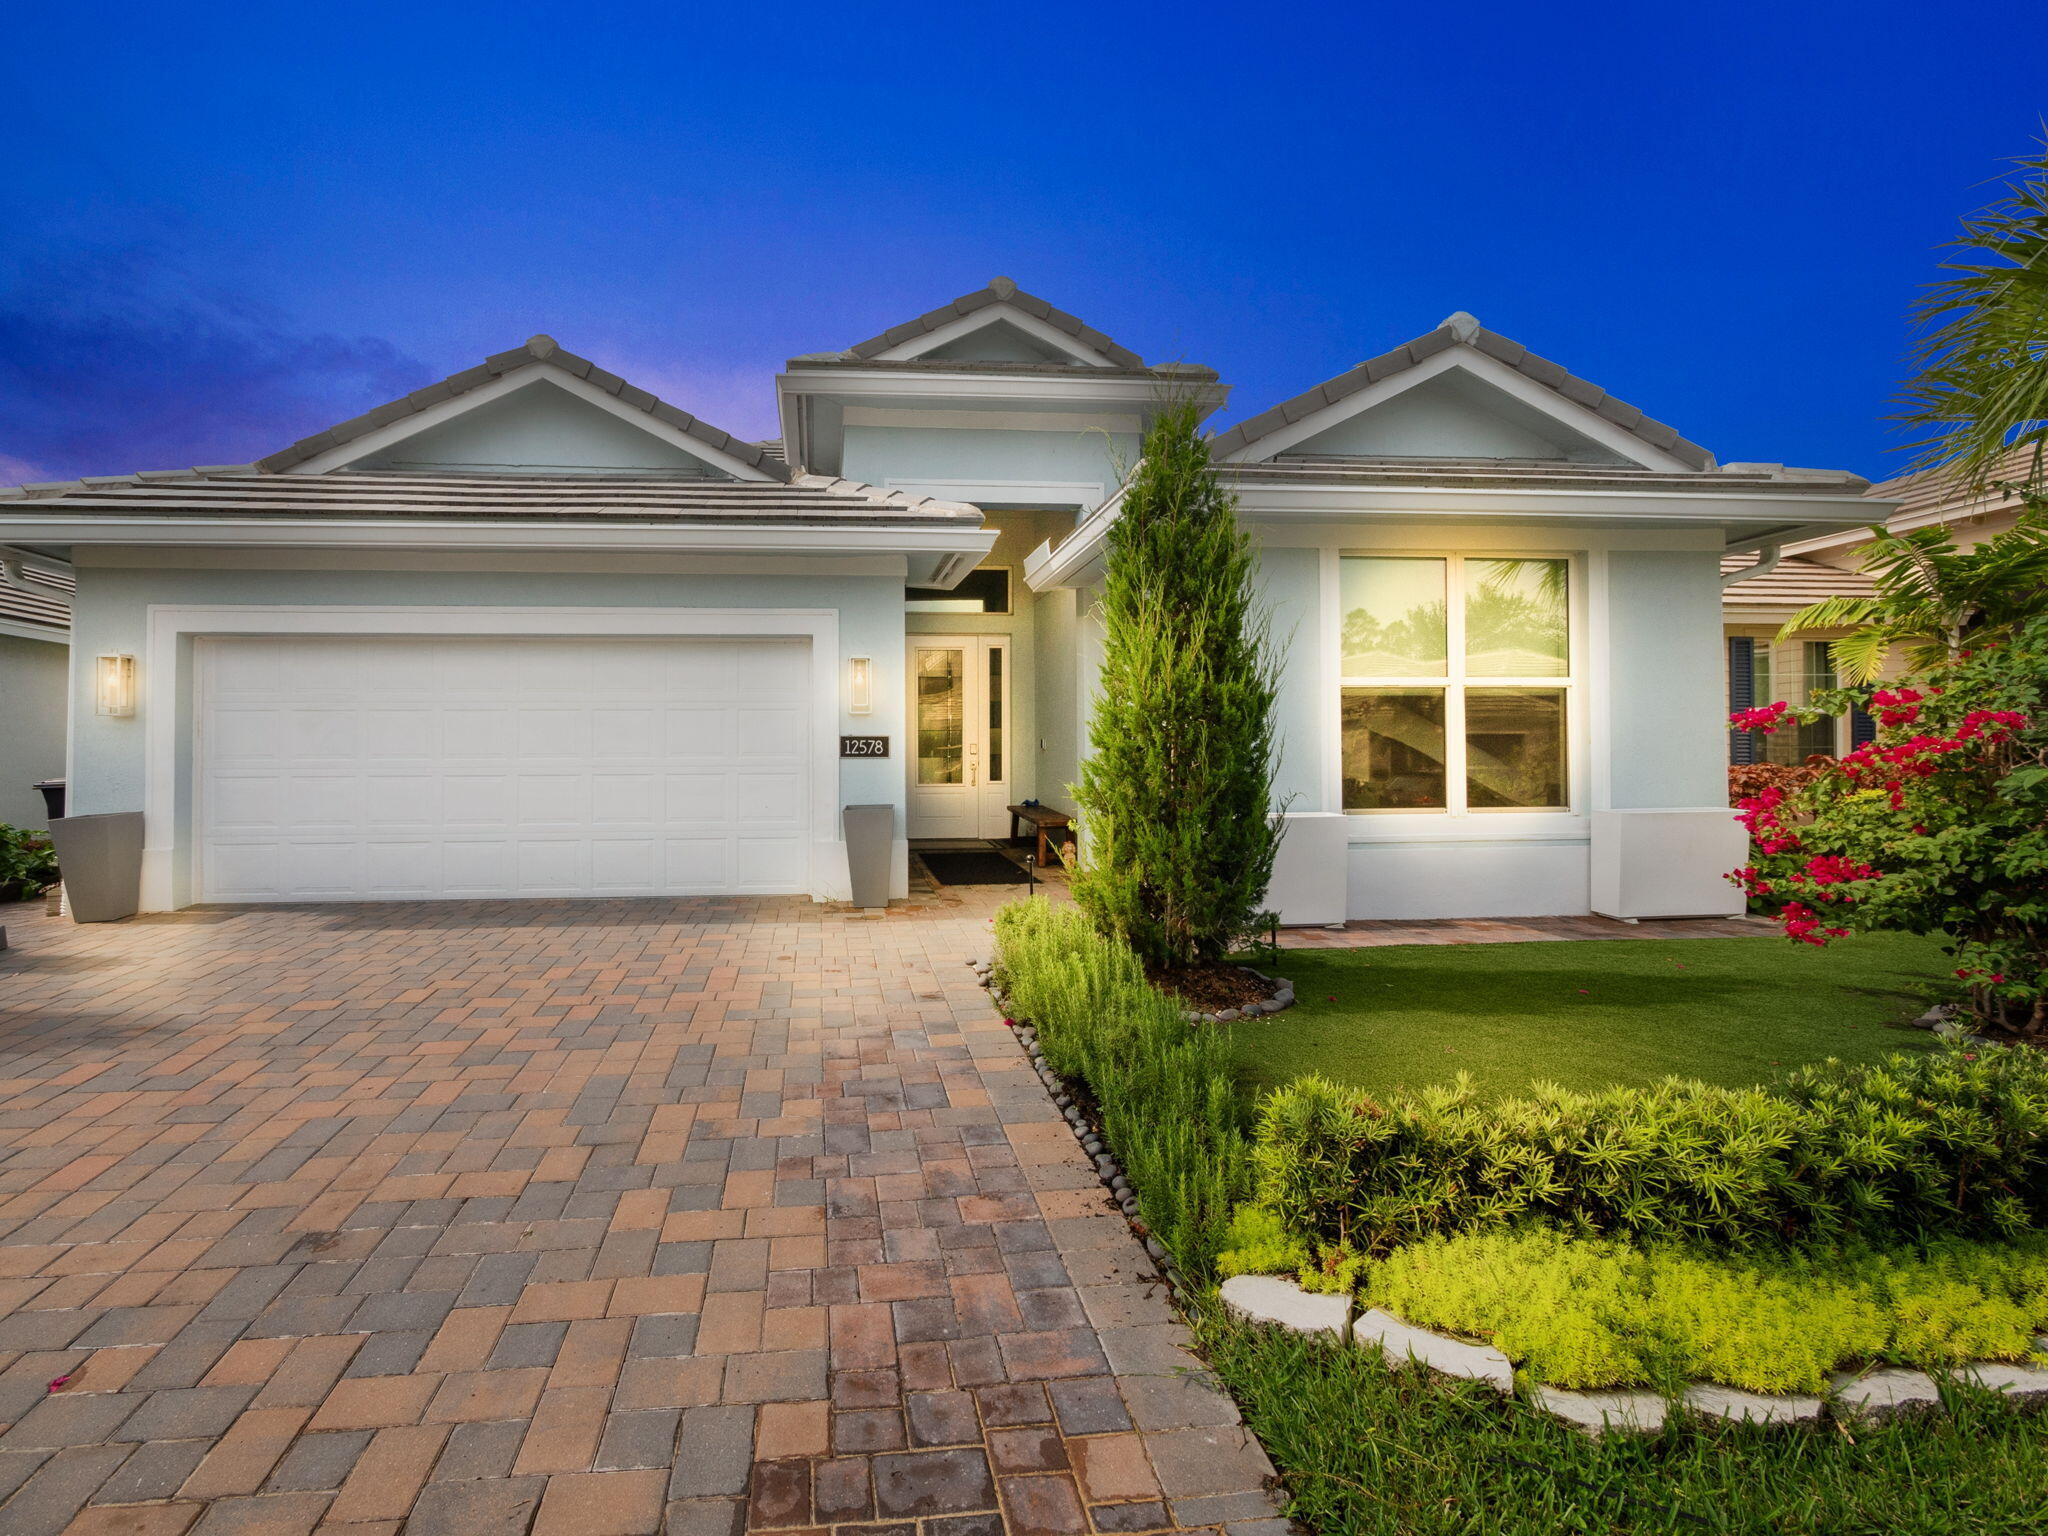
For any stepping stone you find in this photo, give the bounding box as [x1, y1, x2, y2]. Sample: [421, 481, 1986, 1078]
[1218, 1275, 1351, 1338]
[1526, 1385, 1667, 1436]
[1830, 1367, 1942, 1422]
[1352, 1309, 1512, 1393]
[1682, 1384, 1824, 1426]
[1957, 1359, 2048, 1405]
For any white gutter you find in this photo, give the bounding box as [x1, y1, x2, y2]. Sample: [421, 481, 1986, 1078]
[1, 544, 76, 583]
[1720, 541, 1782, 587]
[0, 519, 997, 586]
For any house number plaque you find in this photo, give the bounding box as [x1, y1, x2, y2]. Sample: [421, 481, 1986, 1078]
[840, 735, 890, 758]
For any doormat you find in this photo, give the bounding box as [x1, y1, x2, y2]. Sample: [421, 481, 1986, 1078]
[920, 849, 1032, 886]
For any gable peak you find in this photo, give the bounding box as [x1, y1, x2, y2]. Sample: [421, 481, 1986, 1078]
[1439, 311, 1481, 342]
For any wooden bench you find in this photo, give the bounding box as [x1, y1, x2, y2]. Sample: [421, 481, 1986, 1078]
[1007, 804, 1073, 868]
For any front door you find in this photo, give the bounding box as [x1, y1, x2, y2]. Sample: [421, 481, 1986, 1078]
[907, 636, 1010, 839]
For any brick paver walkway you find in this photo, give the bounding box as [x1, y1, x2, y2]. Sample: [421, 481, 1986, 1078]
[0, 895, 1280, 1536]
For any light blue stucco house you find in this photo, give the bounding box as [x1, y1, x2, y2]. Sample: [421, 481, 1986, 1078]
[0, 280, 1887, 919]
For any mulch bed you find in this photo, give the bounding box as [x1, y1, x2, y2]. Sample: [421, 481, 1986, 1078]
[1148, 961, 1272, 1013]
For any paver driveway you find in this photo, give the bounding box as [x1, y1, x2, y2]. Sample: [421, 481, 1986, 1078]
[0, 895, 1280, 1536]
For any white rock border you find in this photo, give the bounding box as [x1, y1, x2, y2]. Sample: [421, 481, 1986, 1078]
[1208, 1275, 2048, 1437]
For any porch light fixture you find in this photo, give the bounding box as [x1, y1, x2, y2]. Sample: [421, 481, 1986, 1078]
[94, 653, 138, 717]
[847, 655, 873, 716]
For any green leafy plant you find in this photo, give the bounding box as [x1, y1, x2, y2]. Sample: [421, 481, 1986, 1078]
[1899, 143, 2048, 492]
[1360, 1228, 2048, 1394]
[1776, 511, 2048, 683]
[0, 824, 58, 897]
[1069, 397, 1285, 969]
[1216, 1204, 1311, 1279]
[1730, 614, 2048, 1035]
[1250, 1047, 2048, 1258]
[992, 897, 1249, 1273]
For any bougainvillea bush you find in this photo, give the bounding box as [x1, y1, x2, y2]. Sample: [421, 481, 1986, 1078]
[1728, 615, 2048, 1038]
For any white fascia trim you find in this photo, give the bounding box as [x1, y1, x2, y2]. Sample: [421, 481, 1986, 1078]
[871, 306, 1117, 367]
[778, 368, 1216, 411]
[1228, 485, 1882, 526]
[143, 605, 847, 910]
[1027, 484, 1875, 592]
[1218, 347, 1697, 473]
[1022, 484, 1129, 591]
[0, 617, 67, 644]
[283, 368, 781, 481]
[0, 516, 995, 558]
[842, 406, 1142, 434]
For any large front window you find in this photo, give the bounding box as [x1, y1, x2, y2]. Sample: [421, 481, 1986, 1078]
[1340, 555, 1572, 812]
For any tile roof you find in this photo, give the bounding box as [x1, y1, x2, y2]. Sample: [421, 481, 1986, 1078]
[815, 277, 1162, 372]
[254, 335, 791, 480]
[1210, 312, 1717, 471]
[0, 469, 983, 528]
[1868, 446, 2040, 520]
[0, 563, 71, 638]
[1720, 553, 1877, 606]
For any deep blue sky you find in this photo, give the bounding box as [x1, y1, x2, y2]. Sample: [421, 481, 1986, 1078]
[4, 0, 2044, 485]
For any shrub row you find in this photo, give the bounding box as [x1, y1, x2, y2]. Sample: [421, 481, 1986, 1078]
[992, 899, 1247, 1273]
[1251, 1049, 2048, 1257]
[1361, 1227, 2048, 1393]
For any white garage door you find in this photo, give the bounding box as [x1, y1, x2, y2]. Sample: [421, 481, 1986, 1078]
[196, 635, 813, 901]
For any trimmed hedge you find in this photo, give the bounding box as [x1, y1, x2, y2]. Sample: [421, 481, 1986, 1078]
[1252, 1049, 2048, 1257]
[993, 899, 1248, 1273]
[1361, 1228, 2048, 1393]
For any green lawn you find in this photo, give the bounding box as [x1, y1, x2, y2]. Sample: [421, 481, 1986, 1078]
[1228, 930, 1950, 1103]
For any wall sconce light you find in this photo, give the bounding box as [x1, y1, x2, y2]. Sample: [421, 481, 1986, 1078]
[847, 655, 873, 716]
[94, 653, 138, 717]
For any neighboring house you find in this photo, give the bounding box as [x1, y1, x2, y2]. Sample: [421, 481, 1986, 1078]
[1718, 453, 2036, 766]
[0, 282, 1884, 921]
[0, 555, 71, 829]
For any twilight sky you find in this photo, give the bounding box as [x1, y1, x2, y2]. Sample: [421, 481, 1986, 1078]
[4, 0, 2044, 486]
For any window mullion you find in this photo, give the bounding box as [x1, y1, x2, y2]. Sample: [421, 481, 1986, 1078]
[1446, 555, 1467, 815]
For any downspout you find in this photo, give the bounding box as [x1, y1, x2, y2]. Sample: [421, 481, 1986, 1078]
[1720, 541, 1781, 588]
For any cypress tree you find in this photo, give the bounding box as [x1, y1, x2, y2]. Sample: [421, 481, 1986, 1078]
[1070, 398, 1284, 971]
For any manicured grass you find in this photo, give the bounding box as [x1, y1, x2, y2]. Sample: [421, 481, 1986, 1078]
[1228, 931, 1949, 1102]
[1199, 1312, 2048, 1536]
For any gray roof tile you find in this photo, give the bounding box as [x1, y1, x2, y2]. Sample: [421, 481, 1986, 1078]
[1, 469, 982, 529]
[835, 278, 1153, 369]
[1211, 315, 1718, 472]
[252, 336, 789, 481]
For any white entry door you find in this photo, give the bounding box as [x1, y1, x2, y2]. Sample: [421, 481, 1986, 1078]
[195, 634, 813, 901]
[906, 636, 1010, 839]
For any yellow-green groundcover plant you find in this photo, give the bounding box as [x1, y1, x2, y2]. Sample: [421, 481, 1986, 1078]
[1220, 1223, 2048, 1394]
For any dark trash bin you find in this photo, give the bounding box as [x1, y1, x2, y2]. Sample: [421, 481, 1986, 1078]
[33, 779, 65, 822]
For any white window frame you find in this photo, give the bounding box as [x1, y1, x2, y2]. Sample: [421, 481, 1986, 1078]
[1338, 551, 1578, 818]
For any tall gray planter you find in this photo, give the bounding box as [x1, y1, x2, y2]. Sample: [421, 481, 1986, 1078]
[842, 804, 893, 910]
[46, 812, 145, 923]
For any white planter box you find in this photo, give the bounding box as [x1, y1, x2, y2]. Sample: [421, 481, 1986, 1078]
[1589, 808, 1748, 920]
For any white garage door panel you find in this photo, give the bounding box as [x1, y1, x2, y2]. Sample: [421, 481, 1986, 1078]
[197, 635, 813, 901]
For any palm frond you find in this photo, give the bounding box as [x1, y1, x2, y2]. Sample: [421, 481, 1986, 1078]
[1897, 144, 2048, 492]
[1779, 596, 1882, 642]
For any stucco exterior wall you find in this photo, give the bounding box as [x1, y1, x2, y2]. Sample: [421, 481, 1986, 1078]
[843, 425, 1137, 511]
[0, 634, 68, 829]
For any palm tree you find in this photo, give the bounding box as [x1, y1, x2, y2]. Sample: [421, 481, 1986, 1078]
[1779, 512, 2048, 681]
[1899, 144, 2048, 492]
